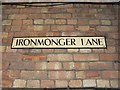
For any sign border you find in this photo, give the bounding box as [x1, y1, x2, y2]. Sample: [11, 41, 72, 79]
[11, 36, 107, 49]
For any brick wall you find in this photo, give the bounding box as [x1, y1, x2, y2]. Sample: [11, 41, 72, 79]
[2, 3, 119, 88]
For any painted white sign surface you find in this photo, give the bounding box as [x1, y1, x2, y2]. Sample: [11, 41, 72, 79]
[11, 37, 106, 49]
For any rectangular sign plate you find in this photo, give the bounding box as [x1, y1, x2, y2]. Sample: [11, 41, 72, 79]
[11, 36, 107, 49]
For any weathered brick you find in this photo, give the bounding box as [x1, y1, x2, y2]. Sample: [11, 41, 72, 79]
[55, 80, 68, 88]
[97, 26, 111, 32]
[2, 20, 12, 25]
[34, 19, 44, 24]
[54, 49, 66, 53]
[2, 62, 9, 70]
[45, 19, 54, 24]
[79, 49, 91, 53]
[34, 26, 43, 31]
[47, 54, 73, 61]
[48, 71, 74, 79]
[69, 80, 82, 87]
[2, 32, 8, 38]
[100, 54, 118, 61]
[34, 25, 50, 31]
[105, 46, 116, 53]
[27, 80, 40, 88]
[51, 25, 74, 31]
[62, 32, 80, 36]
[110, 80, 119, 88]
[83, 79, 96, 87]
[12, 20, 22, 25]
[11, 26, 21, 31]
[2, 53, 22, 61]
[47, 62, 62, 70]
[101, 20, 111, 25]
[22, 54, 46, 61]
[8, 14, 27, 19]
[41, 80, 54, 88]
[9, 62, 35, 70]
[51, 14, 71, 19]
[74, 54, 99, 61]
[23, 20, 33, 25]
[21, 71, 47, 79]
[89, 9, 97, 13]
[3, 70, 20, 79]
[35, 62, 47, 70]
[2, 80, 12, 87]
[30, 49, 41, 53]
[63, 62, 75, 70]
[0, 46, 5, 52]
[28, 14, 50, 19]
[67, 19, 77, 24]
[67, 49, 79, 53]
[55, 19, 66, 24]
[6, 46, 17, 52]
[46, 32, 61, 36]
[97, 80, 110, 88]
[13, 79, 26, 88]
[89, 62, 113, 70]
[76, 26, 89, 31]
[57, 54, 73, 61]
[76, 71, 85, 79]
[42, 49, 54, 53]
[89, 20, 100, 25]
[74, 62, 89, 70]
[102, 71, 118, 79]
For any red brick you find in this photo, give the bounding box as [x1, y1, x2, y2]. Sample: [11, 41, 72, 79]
[12, 20, 22, 25]
[89, 62, 113, 70]
[51, 25, 74, 31]
[55, 80, 68, 88]
[9, 62, 35, 70]
[78, 19, 88, 25]
[85, 71, 100, 79]
[2, 80, 12, 87]
[2, 53, 22, 61]
[48, 71, 74, 79]
[67, 19, 77, 24]
[21, 71, 47, 79]
[102, 71, 119, 79]
[47, 62, 62, 70]
[22, 54, 46, 61]
[74, 54, 99, 61]
[69, 80, 82, 87]
[100, 54, 118, 61]
[2, 62, 9, 70]
[41, 80, 54, 88]
[3, 70, 20, 79]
